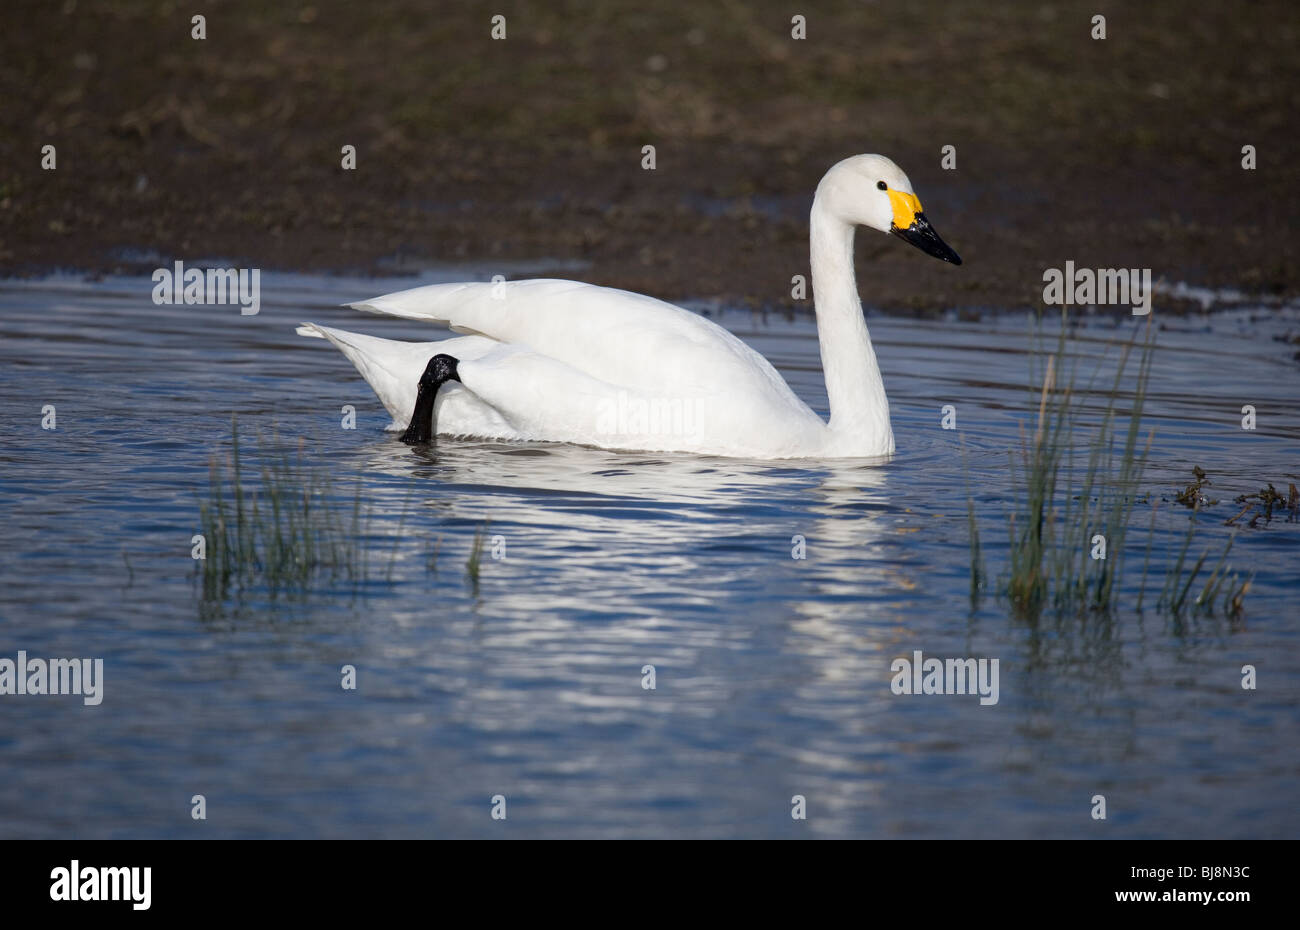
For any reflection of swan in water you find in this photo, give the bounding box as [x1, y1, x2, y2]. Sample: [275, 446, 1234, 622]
[299, 154, 960, 459]
[356, 439, 914, 803]
[355, 438, 905, 623]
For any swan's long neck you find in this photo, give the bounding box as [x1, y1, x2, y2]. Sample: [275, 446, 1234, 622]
[809, 197, 893, 452]
[401, 379, 438, 443]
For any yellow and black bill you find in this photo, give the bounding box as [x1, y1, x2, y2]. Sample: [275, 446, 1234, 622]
[885, 189, 962, 265]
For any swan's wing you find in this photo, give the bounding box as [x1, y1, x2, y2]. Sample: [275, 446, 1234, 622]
[346, 279, 813, 422]
[455, 343, 638, 446]
[455, 343, 772, 454]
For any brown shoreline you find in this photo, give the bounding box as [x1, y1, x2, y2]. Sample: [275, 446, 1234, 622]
[2, 1, 1296, 312]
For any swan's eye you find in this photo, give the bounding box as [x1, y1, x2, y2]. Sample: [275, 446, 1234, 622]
[876, 181, 888, 191]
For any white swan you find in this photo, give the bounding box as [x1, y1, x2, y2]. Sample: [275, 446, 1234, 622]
[298, 154, 960, 459]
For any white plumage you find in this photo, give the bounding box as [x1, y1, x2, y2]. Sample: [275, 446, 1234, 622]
[298, 154, 960, 459]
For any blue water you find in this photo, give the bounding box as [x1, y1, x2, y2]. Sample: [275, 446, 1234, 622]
[0, 271, 1296, 838]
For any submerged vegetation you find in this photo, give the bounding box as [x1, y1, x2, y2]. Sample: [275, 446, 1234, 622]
[195, 417, 485, 604]
[1228, 482, 1300, 527]
[968, 318, 1253, 619]
[1173, 466, 1217, 508]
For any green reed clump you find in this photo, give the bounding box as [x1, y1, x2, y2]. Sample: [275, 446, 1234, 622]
[197, 417, 371, 601]
[1144, 507, 1252, 617]
[465, 521, 488, 594]
[969, 317, 1249, 619]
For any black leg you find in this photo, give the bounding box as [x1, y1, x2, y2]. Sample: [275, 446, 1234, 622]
[400, 354, 461, 444]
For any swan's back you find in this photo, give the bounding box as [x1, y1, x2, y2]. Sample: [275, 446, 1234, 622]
[350, 279, 810, 417]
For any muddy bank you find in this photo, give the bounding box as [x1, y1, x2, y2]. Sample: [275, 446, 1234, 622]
[2, 0, 1296, 311]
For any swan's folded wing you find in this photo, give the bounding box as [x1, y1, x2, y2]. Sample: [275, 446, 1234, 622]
[345, 279, 812, 423]
[346, 279, 682, 351]
[347, 280, 590, 332]
[456, 343, 723, 452]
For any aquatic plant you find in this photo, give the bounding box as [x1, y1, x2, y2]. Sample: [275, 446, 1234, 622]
[969, 317, 1250, 619]
[1228, 482, 1300, 527]
[465, 522, 488, 594]
[196, 418, 493, 605]
[196, 416, 371, 601]
[962, 439, 985, 604]
[1173, 465, 1217, 508]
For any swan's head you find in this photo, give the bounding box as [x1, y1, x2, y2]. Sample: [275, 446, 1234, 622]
[817, 154, 962, 265]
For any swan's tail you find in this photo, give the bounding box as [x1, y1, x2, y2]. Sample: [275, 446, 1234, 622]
[297, 322, 445, 429]
[298, 322, 500, 430]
